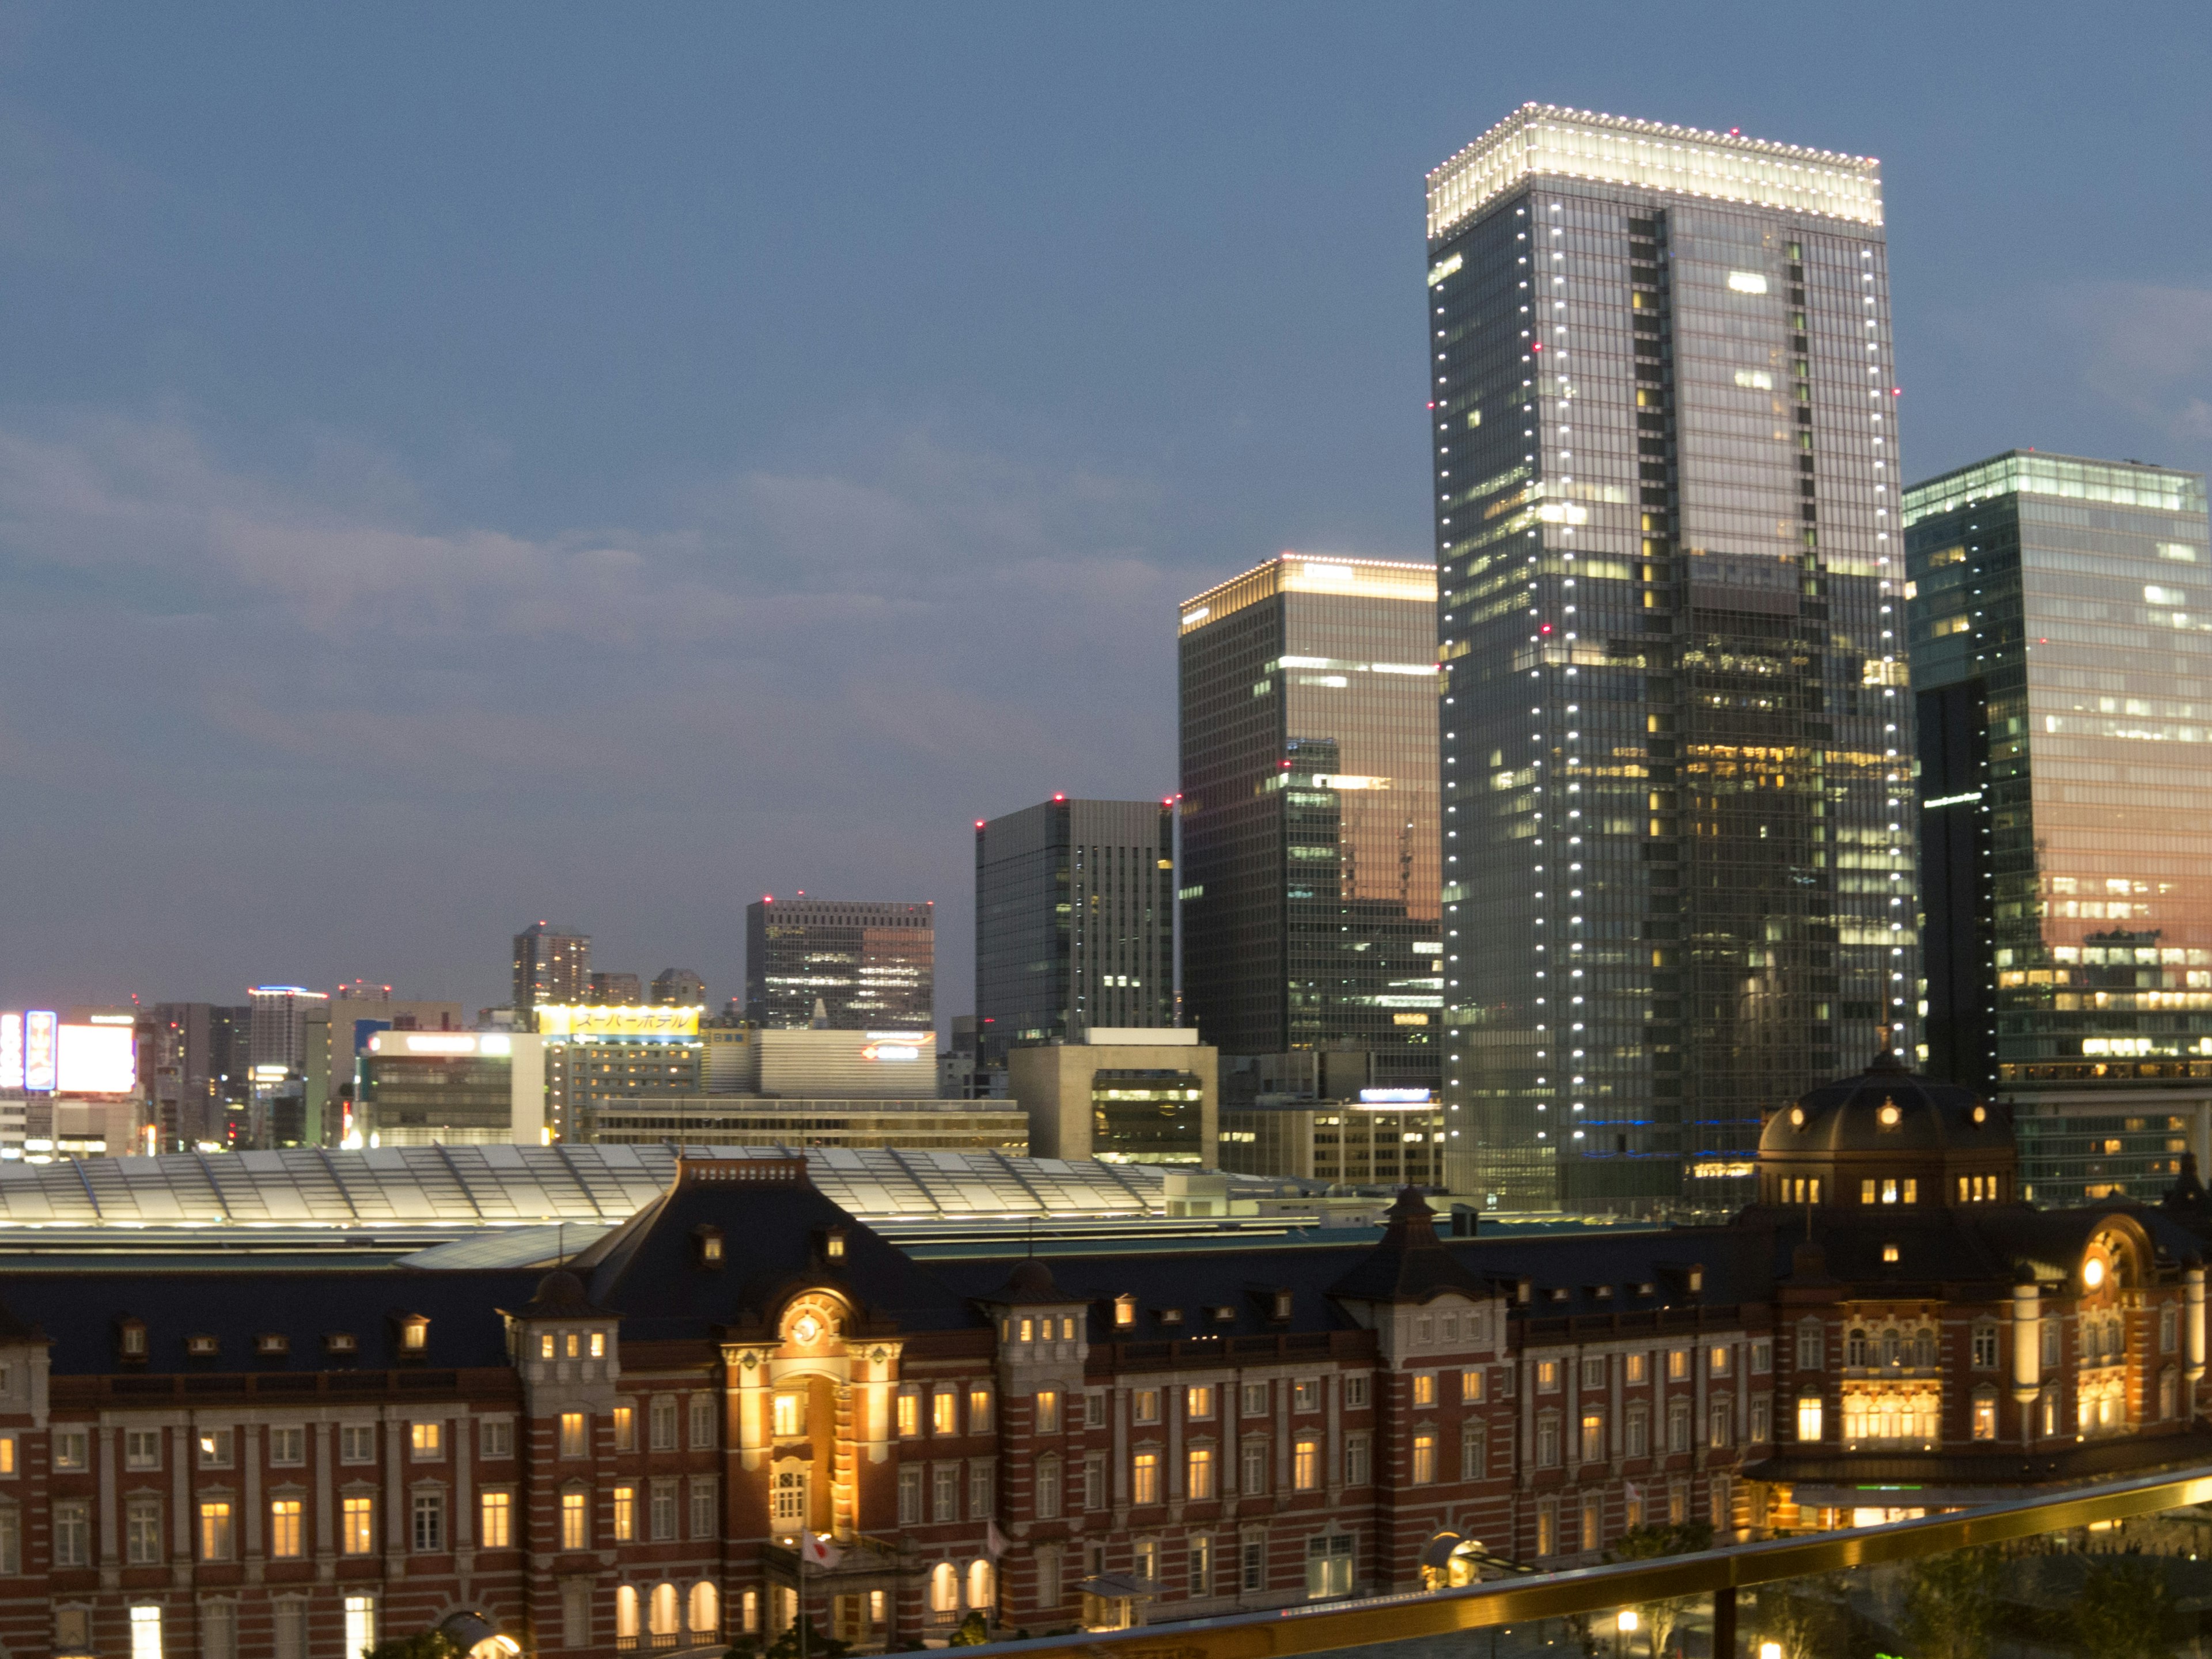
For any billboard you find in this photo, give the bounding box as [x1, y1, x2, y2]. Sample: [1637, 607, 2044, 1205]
[58, 1023, 137, 1094]
[535, 1004, 700, 1039]
[0, 1014, 19, 1089]
[24, 1012, 57, 1092]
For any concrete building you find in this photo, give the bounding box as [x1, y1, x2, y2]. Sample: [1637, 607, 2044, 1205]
[1010, 1028, 1218, 1164]
[1219, 1087, 1446, 1189]
[587, 1097, 1028, 1154]
[537, 1004, 706, 1143]
[653, 969, 706, 1006]
[359, 1029, 547, 1146]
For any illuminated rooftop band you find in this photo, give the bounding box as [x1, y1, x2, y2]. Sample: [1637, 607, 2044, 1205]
[1180, 555, 1436, 636]
[1903, 449, 2209, 528]
[1426, 103, 1884, 244]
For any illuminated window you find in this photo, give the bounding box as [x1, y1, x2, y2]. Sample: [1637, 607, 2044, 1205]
[896, 1389, 920, 1437]
[590, 1332, 606, 1359]
[1797, 1395, 1823, 1442]
[340, 1497, 374, 1556]
[1580, 1410, 1604, 1462]
[1411, 1373, 1437, 1407]
[612, 1406, 635, 1450]
[1411, 1431, 1437, 1484]
[1293, 1437, 1320, 1491]
[270, 1499, 303, 1559]
[1667, 1349, 1690, 1382]
[1186, 1385, 1215, 1420]
[130, 1605, 164, 1659]
[560, 1490, 588, 1551]
[1133, 1389, 1161, 1425]
[1131, 1452, 1160, 1505]
[1461, 1367, 1486, 1402]
[1187, 1445, 1215, 1498]
[410, 1422, 442, 1460]
[612, 1484, 637, 1542]
[1536, 1360, 1560, 1393]
[772, 1393, 804, 1438]
[480, 1491, 512, 1549]
[932, 1387, 959, 1435]
[1036, 1389, 1061, 1434]
[1972, 1390, 1997, 1441]
[539, 1334, 555, 1360]
[559, 1413, 586, 1458]
[968, 1386, 994, 1433]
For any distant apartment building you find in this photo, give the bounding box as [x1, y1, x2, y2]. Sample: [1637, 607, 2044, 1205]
[974, 797, 1175, 1069]
[653, 968, 707, 1006]
[513, 921, 592, 1010]
[1908, 451, 2212, 1202]
[589, 971, 643, 1006]
[745, 898, 934, 1030]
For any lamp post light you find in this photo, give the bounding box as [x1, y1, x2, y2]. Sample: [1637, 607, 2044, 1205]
[1615, 1607, 1638, 1657]
[1760, 1642, 1784, 1659]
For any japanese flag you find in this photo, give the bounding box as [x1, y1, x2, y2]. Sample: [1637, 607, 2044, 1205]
[802, 1532, 842, 1569]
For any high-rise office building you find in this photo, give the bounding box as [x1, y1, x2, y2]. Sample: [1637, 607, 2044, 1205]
[974, 797, 1175, 1066]
[745, 898, 934, 1030]
[1426, 105, 1912, 1212]
[512, 921, 590, 1010]
[1908, 451, 2212, 1203]
[247, 986, 326, 1077]
[1178, 555, 1443, 1090]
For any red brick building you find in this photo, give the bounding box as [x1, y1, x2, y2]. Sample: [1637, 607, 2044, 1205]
[3, 1058, 2210, 1657]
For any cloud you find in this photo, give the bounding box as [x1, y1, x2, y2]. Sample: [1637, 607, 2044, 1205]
[2059, 283, 2212, 452]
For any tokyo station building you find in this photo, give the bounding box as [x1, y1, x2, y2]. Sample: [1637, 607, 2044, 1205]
[2, 1057, 2211, 1658]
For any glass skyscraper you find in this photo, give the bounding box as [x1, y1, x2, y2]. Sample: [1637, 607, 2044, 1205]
[1427, 105, 1913, 1213]
[1178, 555, 1442, 1089]
[972, 796, 1175, 1066]
[1907, 451, 2212, 1203]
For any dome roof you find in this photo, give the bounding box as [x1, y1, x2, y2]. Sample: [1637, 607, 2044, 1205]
[1759, 1050, 2010, 1157]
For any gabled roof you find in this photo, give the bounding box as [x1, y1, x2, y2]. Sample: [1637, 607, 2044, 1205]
[1326, 1189, 1492, 1305]
[565, 1157, 972, 1340]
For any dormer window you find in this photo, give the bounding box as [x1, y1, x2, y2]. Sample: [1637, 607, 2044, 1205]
[186, 1334, 219, 1358]
[539, 1334, 556, 1360]
[1156, 1308, 1184, 1327]
[395, 1315, 430, 1354]
[1113, 1295, 1137, 1329]
[326, 1332, 358, 1356]
[1209, 1305, 1236, 1324]
[1883, 1244, 1900, 1264]
[1017, 1317, 1034, 1343]
[256, 1333, 289, 1357]
[117, 1318, 147, 1360]
[695, 1226, 725, 1268]
[1272, 1289, 1294, 1321]
[590, 1331, 606, 1358]
[821, 1228, 847, 1262]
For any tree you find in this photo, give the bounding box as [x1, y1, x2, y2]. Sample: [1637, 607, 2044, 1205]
[2074, 1555, 2172, 1659]
[1610, 1521, 1714, 1657]
[1902, 1545, 1999, 1659]
[765, 1617, 849, 1659]
[947, 1611, 993, 1646]
[1750, 1581, 1846, 1659]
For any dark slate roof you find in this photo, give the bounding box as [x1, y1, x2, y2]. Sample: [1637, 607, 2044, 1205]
[0, 1268, 542, 1374]
[1745, 1422, 2212, 1488]
[1760, 1048, 2010, 1157]
[1745, 1199, 2206, 1291]
[566, 1159, 974, 1340]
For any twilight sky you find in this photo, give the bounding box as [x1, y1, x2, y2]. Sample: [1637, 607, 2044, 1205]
[0, 3, 2206, 1019]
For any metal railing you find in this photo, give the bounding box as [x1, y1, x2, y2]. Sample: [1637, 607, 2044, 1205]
[968, 1464, 2212, 1659]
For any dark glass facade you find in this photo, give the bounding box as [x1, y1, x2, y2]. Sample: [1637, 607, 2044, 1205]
[1427, 108, 1911, 1213]
[1090, 1067, 1206, 1164]
[973, 798, 1174, 1066]
[1906, 452, 2212, 1203]
[744, 898, 935, 1030]
[1178, 556, 1442, 1089]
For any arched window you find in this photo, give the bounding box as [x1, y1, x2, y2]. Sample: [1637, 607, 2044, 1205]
[689, 1582, 719, 1635]
[650, 1583, 679, 1637]
[968, 1558, 995, 1609]
[930, 1561, 958, 1613]
[616, 1586, 640, 1641]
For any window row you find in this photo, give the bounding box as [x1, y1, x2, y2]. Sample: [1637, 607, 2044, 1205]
[47, 1420, 516, 1475]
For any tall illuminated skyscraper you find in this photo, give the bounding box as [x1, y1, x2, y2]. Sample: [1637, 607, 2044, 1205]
[513, 922, 591, 1010]
[745, 898, 935, 1030]
[1908, 452, 2212, 1203]
[1426, 105, 1914, 1212]
[1178, 554, 1443, 1090]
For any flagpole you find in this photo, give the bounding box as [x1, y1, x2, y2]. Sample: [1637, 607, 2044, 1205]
[799, 1532, 809, 1659]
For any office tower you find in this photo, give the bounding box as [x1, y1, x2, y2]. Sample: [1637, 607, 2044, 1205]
[589, 971, 643, 1005]
[320, 993, 464, 1145]
[1907, 452, 2212, 1202]
[653, 968, 706, 1006]
[745, 898, 935, 1029]
[1425, 105, 1911, 1212]
[512, 921, 591, 1010]
[974, 797, 1175, 1066]
[1178, 555, 1443, 1092]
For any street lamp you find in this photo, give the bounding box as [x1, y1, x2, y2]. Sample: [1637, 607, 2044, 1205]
[1760, 1642, 1784, 1659]
[1615, 1608, 1638, 1657]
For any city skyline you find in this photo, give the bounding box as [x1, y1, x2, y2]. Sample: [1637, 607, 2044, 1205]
[0, 9, 2205, 1017]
